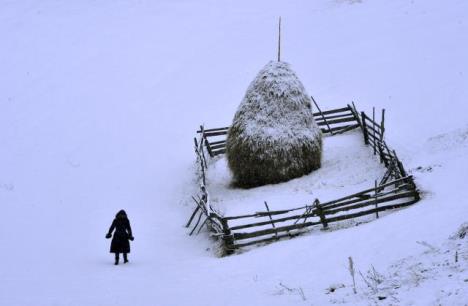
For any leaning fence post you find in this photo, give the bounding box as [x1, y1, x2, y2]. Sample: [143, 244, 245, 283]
[314, 199, 328, 229]
[374, 180, 379, 219]
[264, 201, 278, 239]
[351, 101, 362, 129]
[312, 96, 333, 135]
[392, 150, 407, 178]
[186, 205, 200, 228]
[220, 218, 234, 255]
[361, 112, 369, 145]
[189, 210, 204, 236]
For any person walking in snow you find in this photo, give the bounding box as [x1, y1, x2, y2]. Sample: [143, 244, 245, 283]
[106, 210, 134, 265]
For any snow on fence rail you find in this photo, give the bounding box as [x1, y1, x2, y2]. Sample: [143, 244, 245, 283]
[188, 102, 420, 255]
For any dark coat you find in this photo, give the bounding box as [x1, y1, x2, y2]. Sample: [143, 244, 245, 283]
[107, 210, 133, 254]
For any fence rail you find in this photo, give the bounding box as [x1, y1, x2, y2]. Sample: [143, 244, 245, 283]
[188, 101, 420, 255]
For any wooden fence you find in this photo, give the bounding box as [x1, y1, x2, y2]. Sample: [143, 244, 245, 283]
[189, 102, 420, 255]
[197, 103, 361, 157]
[360, 108, 410, 185]
[185, 133, 225, 239]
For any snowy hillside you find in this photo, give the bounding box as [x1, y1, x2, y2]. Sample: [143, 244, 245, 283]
[0, 0, 467, 305]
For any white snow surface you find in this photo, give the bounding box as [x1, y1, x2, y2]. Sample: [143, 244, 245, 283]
[1, 0, 467, 305]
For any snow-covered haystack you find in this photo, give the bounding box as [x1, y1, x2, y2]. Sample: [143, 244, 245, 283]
[226, 61, 322, 188]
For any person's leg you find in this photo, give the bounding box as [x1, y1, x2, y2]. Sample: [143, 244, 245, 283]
[123, 253, 128, 263]
[114, 253, 119, 265]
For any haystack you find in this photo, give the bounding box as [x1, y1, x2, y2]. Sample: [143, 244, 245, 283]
[226, 61, 322, 188]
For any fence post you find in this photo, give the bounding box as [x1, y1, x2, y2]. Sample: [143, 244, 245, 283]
[361, 112, 369, 145]
[189, 210, 204, 236]
[374, 180, 379, 219]
[194, 137, 199, 164]
[351, 101, 362, 129]
[392, 150, 407, 178]
[409, 177, 421, 201]
[377, 109, 386, 164]
[380, 109, 386, 140]
[200, 125, 213, 158]
[201, 165, 206, 186]
[185, 205, 200, 228]
[312, 96, 333, 135]
[372, 107, 376, 155]
[195, 134, 207, 169]
[314, 199, 328, 229]
[194, 137, 206, 185]
[220, 218, 235, 255]
[264, 201, 278, 239]
[378, 144, 386, 165]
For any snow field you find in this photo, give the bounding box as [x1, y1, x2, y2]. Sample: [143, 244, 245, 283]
[0, 0, 467, 305]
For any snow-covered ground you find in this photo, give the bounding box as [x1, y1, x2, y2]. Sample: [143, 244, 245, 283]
[1, 0, 467, 305]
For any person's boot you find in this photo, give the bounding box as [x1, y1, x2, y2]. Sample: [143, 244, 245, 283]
[114, 254, 119, 265]
[123, 253, 129, 264]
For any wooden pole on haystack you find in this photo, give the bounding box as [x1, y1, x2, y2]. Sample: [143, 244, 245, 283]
[277, 17, 282, 62]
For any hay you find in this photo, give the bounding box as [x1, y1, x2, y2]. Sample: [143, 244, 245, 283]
[226, 61, 322, 188]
